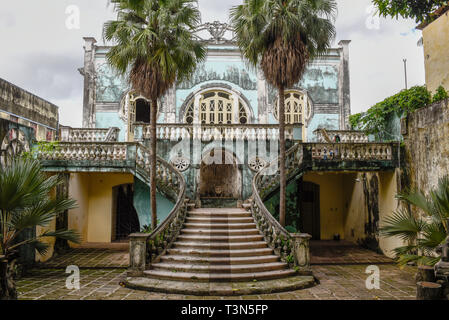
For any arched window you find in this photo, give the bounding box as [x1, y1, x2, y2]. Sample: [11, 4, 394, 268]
[135, 99, 151, 123]
[274, 90, 311, 125]
[183, 90, 249, 125]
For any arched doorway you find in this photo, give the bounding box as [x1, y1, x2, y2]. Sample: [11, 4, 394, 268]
[299, 181, 320, 240]
[112, 184, 140, 240]
[198, 148, 242, 201]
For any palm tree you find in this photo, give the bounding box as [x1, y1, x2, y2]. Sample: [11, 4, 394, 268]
[230, 0, 337, 226]
[0, 158, 80, 300]
[380, 176, 449, 266]
[104, 0, 205, 229]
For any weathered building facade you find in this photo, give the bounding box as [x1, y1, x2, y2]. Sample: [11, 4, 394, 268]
[0, 77, 58, 142]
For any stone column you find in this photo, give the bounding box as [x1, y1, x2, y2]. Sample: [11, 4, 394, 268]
[291, 233, 312, 275]
[257, 68, 268, 124]
[128, 233, 149, 277]
[81, 37, 97, 128]
[338, 40, 351, 130]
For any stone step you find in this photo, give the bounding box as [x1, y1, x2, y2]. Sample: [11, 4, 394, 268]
[180, 228, 260, 236]
[167, 247, 274, 257]
[151, 262, 288, 274]
[183, 222, 257, 230]
[177, 234, 264, 243]
[189, 208, 248, 214]
[188, 212, 252, 218]
[186, 217, 254, 224]
[160, 254, 280, 265]
[143, 269, 297, 282]
[173, 241, 268, 250]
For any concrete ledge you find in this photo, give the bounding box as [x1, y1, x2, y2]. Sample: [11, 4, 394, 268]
[124, 275, 316, 296]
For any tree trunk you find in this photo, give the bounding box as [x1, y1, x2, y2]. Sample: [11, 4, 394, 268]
[416, 281, 442, 300]
[150, 99, 158, 230]
[0, 256, 17, 300]
[279, 86, 286, 227]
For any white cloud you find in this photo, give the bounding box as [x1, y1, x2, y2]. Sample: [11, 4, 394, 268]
[0, 0, 425, 126]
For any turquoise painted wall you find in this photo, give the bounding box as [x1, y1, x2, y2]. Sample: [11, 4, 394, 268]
[95, 112, 126, 142]
[133, 177, 175, 228]
[307, 114, 340, 141]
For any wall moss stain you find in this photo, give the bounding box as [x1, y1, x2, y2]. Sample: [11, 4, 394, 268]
[404, 98, 449, 192]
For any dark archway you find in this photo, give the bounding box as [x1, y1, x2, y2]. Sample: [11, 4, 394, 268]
[135, 99, 151, 123]
[299, 181, 320, 240]
[112, 184, 140, 240]
[198, 148, 242, 200]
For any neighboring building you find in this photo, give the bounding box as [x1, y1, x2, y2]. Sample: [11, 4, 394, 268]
[0, 77, 59, 142]
[418, 6, 449, 93]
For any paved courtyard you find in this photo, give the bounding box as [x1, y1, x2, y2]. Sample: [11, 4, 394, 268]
[17, 264, 417, 300]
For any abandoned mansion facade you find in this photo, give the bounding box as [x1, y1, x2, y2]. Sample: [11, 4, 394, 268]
[0, 22, 402, 278]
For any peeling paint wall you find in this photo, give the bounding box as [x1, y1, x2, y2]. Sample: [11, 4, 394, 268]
[403, 98, 449, 191]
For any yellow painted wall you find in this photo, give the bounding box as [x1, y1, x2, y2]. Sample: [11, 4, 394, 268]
[303, 172, 345, 240]
[378, 170, 404, 258]
[422, 11, 449, 93]
[342, 173, 367, 243]
[68, 172, 134, 244]
[68, 173, 90, 245]
[303, 171, 404, 258]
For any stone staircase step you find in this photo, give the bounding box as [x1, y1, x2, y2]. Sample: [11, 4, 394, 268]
[160, 254, 280, 265]
[173, 241, 268, 250]
[177, 234, 264, 243]
[143, 269, 297, 282]
[188, 212, 252, 218]
[189, 208, 248, 214]
[180, 228, 260, 236]
[183, 222, 257, 230]
[186, 217, 254, 223]
[167, 247, 274, 257]
[151, 262, 287, 274]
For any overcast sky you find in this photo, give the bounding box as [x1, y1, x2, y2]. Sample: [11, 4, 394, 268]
[0, 0, 425, 127]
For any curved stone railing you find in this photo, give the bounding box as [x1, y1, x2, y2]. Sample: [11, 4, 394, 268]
[314, 129, 369, 143]
[251, 144, 312, 273]
[59, 127, 120, 142]
[36, 141, 188, 276]
[134, 123, 302, 141]
[132, 144, 188, 272]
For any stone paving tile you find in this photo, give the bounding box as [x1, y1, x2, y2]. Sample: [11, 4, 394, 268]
[16, 264, 417, 300]
[310, 242, 393, 265]
[36, 248, 129, 268]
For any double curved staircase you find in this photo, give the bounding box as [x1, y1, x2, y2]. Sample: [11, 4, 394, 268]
[38, 130, 397, 294]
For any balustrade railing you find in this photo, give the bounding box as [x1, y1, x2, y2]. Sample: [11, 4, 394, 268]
[314, 129, 369, 143]
[59, 127, 120, 142]
[305, 143, 393, 161]
[134, 123, 302, 141]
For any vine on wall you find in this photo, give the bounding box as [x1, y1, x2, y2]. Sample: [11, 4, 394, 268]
[349, 85, 448, 140]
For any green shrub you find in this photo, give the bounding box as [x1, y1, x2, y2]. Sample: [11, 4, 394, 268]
[432, 85, 448, 103]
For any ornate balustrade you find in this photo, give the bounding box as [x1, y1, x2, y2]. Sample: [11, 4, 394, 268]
[36, 142, 128, 161]
[59, 127, 120, 142]
[305, 143, 393, 161]
[314, 129, 369, 143]
[251, 144, 312, 273]
[134, 123, 302, 141]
